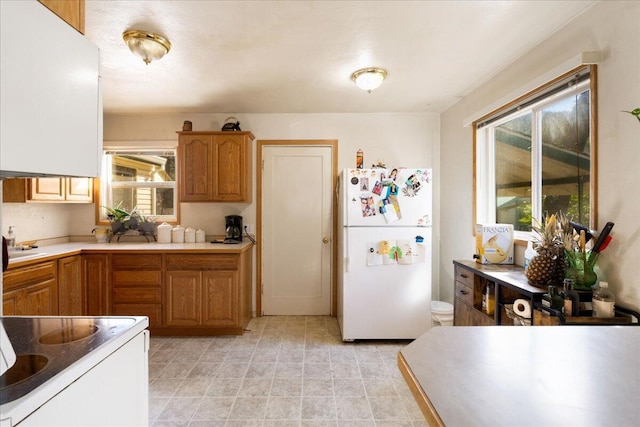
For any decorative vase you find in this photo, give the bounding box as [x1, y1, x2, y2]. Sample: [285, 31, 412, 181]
[565, 250, 599, 290]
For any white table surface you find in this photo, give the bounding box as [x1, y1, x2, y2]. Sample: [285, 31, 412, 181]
[400, 325, 640, 426]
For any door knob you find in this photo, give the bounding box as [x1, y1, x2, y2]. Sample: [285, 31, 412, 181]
[322, 237, 329, 244]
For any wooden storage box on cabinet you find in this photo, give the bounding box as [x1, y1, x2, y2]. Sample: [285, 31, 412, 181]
[178, 131, 254, 203]
[110, 254, 163, 327]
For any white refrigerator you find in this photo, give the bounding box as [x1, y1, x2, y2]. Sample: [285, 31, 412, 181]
[337, 168, 432, 341]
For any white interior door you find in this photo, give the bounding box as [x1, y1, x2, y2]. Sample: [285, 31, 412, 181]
[262, 145, 332, 315]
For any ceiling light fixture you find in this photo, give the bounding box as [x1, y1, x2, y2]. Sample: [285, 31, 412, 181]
[122, 30, 171, 65]
[351, 67, 387, 93]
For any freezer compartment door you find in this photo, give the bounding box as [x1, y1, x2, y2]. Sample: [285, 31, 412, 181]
[339, 227, 432, 340]
[341, 168, 432, 227]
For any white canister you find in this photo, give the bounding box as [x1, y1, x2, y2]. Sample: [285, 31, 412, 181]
[184, 227, 196, 243]
[195, 229, 206, 243]
[172, 225, 185, 243]
[156, 222, 172, 243]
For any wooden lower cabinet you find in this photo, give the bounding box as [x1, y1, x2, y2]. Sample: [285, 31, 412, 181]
[58, 255, 84, 315]
[111, 254, 163, 327]
[83, 254, 109, 316]
[2, 260, 58, 315]
[3, 249, 253, 336]
[164, 252, 251, 335]
[166, 269, 239, 327]
[166, 271, 201, 326]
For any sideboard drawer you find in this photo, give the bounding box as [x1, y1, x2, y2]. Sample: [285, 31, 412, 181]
[455, 266, 474, 288]
[455, 280, 473, 306]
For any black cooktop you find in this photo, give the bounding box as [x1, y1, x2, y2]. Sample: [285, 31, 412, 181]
[0, 316, 138, 404]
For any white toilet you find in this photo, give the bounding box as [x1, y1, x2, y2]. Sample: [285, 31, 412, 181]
[431, 301, 454, 326]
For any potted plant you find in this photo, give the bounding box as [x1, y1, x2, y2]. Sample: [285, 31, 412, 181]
[137, 213, 157, 234]
[102, 202, 130, 234]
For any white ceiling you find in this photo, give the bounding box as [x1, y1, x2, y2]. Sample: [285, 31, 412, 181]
[85, 1, 596, 115]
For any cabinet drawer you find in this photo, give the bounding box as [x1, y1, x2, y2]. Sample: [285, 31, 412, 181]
[112, 254, 162, 270]
[455, 266, 474, 288]
[112, 270, 162, 286]
[166, 254, 238, 270]
[455, 280, 473, 306]
[4, 261, 56, 290]
[113, 287, 161, 304]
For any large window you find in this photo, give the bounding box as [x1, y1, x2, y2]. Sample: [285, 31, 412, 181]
[475, 65, 596, 237]
[99, 149, 178, 223]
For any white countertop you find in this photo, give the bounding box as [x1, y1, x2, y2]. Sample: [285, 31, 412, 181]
[6, 240, 254, 266]
[399, 326, 640, 426]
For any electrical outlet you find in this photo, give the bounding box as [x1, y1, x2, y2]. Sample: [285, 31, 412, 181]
[245, 224, 255, 234]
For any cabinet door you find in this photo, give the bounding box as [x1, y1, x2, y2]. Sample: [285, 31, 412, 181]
[179, 135, 213, 201]
[2, 178, 27, 202]
[3, 289, 19, 315]
[454, 299, 472, 326]
[58, 255, 84, 315]
[30, 177, 65, 201]
[65, 177, 93, 202]
[212, 134, 251, 202]
[84, 254, 109, 315]
[202, 270, 239, 326]
[22, 279, 58, 315]
[166, 271, 201, 325]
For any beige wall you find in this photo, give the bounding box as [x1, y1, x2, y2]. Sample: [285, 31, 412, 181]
[2, 112, 441, 309]
[439, 1, 640, 310]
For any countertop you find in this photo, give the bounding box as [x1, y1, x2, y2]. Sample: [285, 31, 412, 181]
[398, 326, 640, 426]
[6, 240, 254, 267]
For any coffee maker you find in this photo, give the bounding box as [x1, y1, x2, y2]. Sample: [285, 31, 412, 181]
[224, 215, 243, 243]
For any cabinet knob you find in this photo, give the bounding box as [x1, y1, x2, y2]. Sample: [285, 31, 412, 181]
[459, 289, 469, 295]
[322, 237, 329, 244]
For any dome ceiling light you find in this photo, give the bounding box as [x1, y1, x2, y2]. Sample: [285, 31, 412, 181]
[122, 30, 171, 65]
[351, 67, 387, 93]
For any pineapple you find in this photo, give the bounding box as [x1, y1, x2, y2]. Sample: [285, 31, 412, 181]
[526, 214, 567, 287]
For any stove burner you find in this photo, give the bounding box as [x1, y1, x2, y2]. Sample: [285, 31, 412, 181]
[0, 354, 48, 389]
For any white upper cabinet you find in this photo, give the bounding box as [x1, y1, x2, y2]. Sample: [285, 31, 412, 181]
[0, 0, 101, 178]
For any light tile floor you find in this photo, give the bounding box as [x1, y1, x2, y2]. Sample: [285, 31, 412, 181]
[148, 316, 427, 427]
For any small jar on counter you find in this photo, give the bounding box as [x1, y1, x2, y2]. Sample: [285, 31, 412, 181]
[184, 227, 196, 243]
[156, 222, 172, 243]
[195, 229, 206, 243]
[171, 225, 185, 243]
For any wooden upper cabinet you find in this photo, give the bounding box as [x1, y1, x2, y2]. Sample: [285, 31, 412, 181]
[39, 0, 85, 34]
[178, 131, 254, 203]
[2, 178, 93, 203]
[31, 177, 65, 201]
[179, 134, 214, 202]
[65, 177, 94, 201]
[213, 133, 251, 202]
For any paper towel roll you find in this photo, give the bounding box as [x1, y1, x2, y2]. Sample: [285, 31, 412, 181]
[513, 299, 532, 318]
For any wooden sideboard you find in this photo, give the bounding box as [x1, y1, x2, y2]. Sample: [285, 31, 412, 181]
[453, 260, 636, 326]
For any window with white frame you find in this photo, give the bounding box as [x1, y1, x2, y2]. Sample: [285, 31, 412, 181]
[99, 149, 177, 223]
[475, 65, 596, 238]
